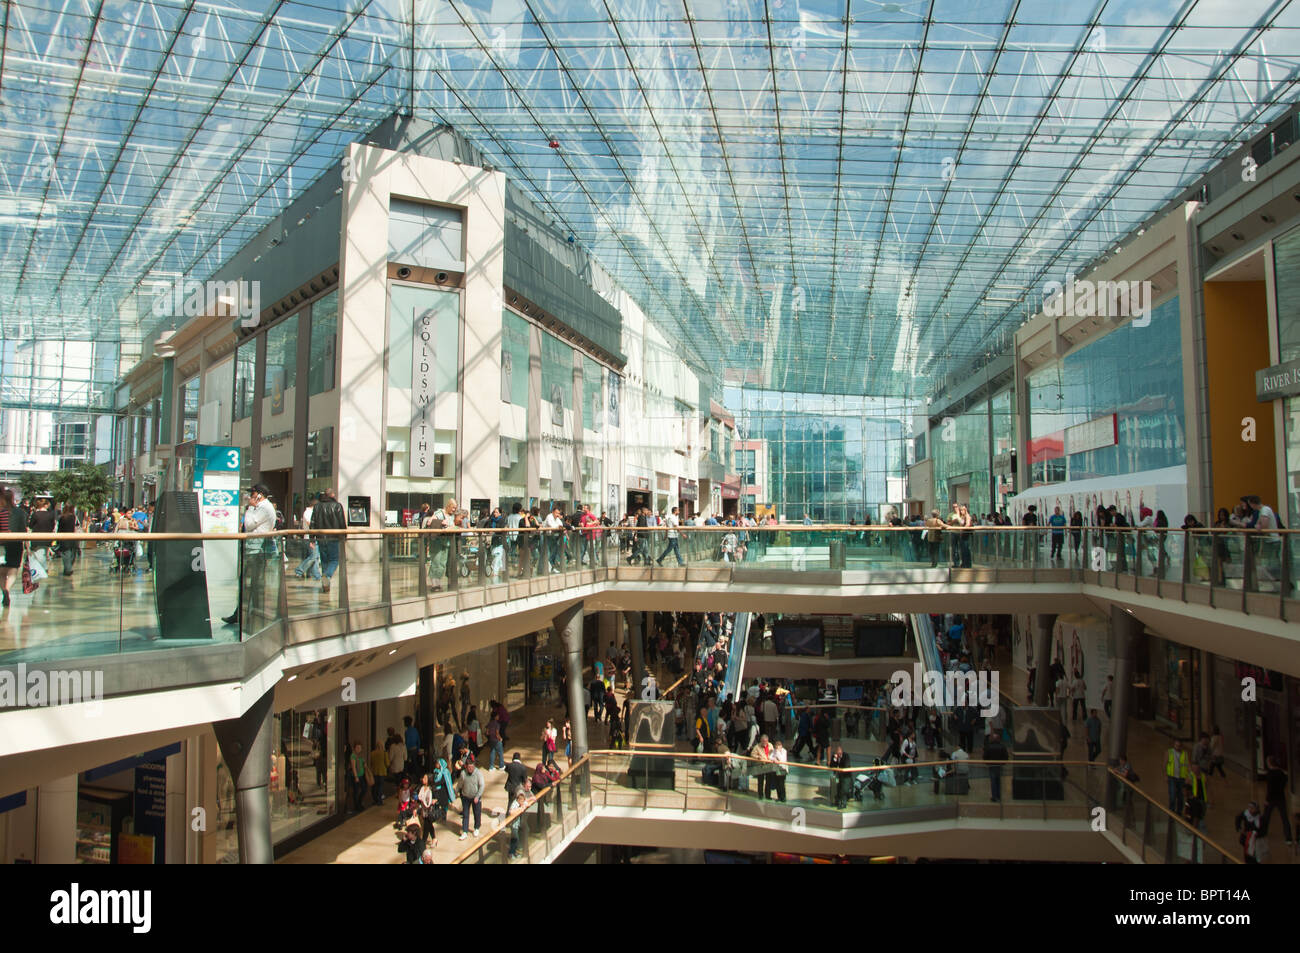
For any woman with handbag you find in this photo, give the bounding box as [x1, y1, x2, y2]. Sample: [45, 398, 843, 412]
[0, 488, 27, 607]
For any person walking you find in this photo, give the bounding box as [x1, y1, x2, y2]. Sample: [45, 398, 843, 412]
[27, 497, 55, 582]
[1184, 762, 1209, 832]
[403, 715, 422, 776]
[369, 739, 388, 805]
[1235, 802, 1263, 863]
[1070, 673, 1087, 721]
[309, 489, 347, 594]
[55, 504, 79, 576]
[1207, 725, 1227, 778]
[0, 491, 27, 603]
[456, 759, 484, 840]
[1084, 708, 1102, 761]
[294, 497, 321, 582]
[347, 741, 367, 813]
[1165, 739, 1190, 814]
[541, 719, 558, 768]
[656, 506, 685, 567]
[1262, 756, 1293, 846]
[485, 712, 504, 770]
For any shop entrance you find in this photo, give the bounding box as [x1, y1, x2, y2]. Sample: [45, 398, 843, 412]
[260, 469, 294, 525]
[627, 490, 649, 515]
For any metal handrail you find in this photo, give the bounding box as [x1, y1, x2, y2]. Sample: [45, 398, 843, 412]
[448, 753, 591, 864]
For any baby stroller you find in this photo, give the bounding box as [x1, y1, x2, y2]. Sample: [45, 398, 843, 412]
[851, 769, 885, 802]
[872, 757, 898, 789]
[112, 541, 135, 573]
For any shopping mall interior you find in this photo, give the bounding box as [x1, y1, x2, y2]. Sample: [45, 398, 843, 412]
[0, 0, 1299, 879]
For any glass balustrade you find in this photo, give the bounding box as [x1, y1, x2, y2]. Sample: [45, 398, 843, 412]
[450, 750, 1237, 864]
[0, 527, 1293, 675]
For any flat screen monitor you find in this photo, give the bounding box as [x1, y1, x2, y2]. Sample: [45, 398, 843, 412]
[838, 684, 864, 702]
[853, 620, 907, 657]
[772, 622, 824, 656]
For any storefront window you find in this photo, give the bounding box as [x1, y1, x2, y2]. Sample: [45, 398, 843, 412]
[502, 310, 529, 408]
[500, 311, 530, 510]
[1025, 297, 1183, 485]
[582, 455, 602, 508]
[216, 708, 335, 863]
[233, 340, 255, 421]
[583, 355, 602, 433]
[264, 314, 298, 397]
[308, 290, 338, 396]
[541, 332, 572, 423]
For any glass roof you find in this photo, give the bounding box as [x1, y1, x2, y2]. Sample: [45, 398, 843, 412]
[2, 0, 1299, 397]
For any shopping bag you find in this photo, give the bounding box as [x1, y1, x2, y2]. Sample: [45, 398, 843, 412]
[21, 555, 38, 594]
[28, 554, 47, 581]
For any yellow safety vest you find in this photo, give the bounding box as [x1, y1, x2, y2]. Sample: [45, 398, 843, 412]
[1166, 748, 1188, 779]
[1186, 772, 1206, 801]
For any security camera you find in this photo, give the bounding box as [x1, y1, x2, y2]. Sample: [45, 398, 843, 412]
[435, 272, 448, 284]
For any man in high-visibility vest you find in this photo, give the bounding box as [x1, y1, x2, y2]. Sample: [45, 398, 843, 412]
[1184, 762, 1209, 831]
[1166, 739, 1190, 814]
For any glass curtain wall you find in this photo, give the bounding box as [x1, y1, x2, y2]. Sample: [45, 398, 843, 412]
[1273, 225, 1300, 523]
[727, 387, 914, 522]
[500, 310, 530, 512]
[1025, 296, 1184, 486]
[581, 355, 603, 509]
[540, 332, 574, 507]
[308, 290, 338, 397]
[233, 340, 256, 421]
[929, 386, 1015, 518]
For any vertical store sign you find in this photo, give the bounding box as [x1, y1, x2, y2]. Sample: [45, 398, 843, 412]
[410, 307, 436, 478]
[132, 762, 167, 864]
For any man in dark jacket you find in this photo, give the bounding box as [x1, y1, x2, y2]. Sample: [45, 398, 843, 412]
[309, 489, 347, 593]
[504, 752, 529, 800]
[984, 731, 1009, 802]
[828, 745, 851, 808]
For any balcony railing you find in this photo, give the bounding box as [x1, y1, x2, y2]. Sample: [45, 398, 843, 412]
[450, 749, 1238, 864]
[0, 525, 1292, 688]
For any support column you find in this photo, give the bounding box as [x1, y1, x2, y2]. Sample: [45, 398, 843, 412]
[625, 610, 645, 695]
[1109, 606, 1142, 762]
[1031, 613, 1056, 706]
[165, 744, 187, 864]
[555, 601, 587, 759]
[212, 689, 275, 864]
[158, 350, 176, 446]
[36, 775, 77, 864]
